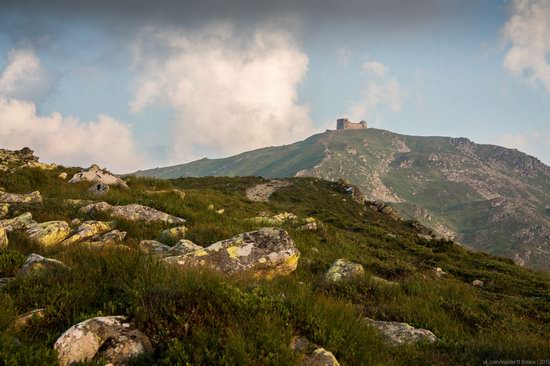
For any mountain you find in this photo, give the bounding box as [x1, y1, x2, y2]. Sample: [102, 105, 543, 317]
[133, 128, 550, 269]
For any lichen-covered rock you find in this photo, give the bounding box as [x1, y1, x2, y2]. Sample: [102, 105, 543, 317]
[0, 212, 36, 230]
[87, 230, 127, 245]
[325, 259, 365, 282]
[0, 191, 42, 204]
[26, 221, 71, 246]
[290, 336, 340, 366]
[365, 318, 438, 345]
[80, 202, 185, 224]
[61, 221, 116, 245]
[69, 164, 129, 188]
[13, 308, 45, 330]
[434, 267, 446, 277]
[157, 225, 187, 243]
[19, 253, 69, 276]
[140, 239, 201, 257]
[247, 212, 298, 225]
[164, 228, 299, 279]
[472, 279, 484, 287]
[54, 316, 153, 366]
[88, 182, 109, 196]
[0, 203, 9, 218]
[297, 222, 319, 231]
[0, 227, 7, 249]
[58, 172, 68, 179]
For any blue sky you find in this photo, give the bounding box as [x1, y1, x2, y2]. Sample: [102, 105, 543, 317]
[0, 0, 549, 172]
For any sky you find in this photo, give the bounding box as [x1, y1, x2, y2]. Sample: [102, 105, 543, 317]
[0, 0, 549, 173]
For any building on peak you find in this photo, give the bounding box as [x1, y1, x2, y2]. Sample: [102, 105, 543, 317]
[336, 118, 367, 131]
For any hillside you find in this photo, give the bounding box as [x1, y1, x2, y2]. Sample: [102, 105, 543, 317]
[133, 128, 550, 269]
[1, 147, 549, 365]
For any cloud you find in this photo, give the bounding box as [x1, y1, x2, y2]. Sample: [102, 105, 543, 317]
[0, 49, 145, 173]
[130, 23, 315, 161]
[348, 60, 405, 122]
[496, 131, 550, 165]
[502, 0, 550, 92]
[0, 48, 57, 102]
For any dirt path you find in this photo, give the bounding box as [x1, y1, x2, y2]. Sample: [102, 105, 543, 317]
[246, 180, 292, 202]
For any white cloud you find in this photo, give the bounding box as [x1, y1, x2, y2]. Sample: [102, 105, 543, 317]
[349, 60, 405, 122]
[496, 131, 550, 165]
[502, 0, 550, 92]
[0, 48, 57, 102]
[0, 49, 145, 173]
[130, 22, 315, 161]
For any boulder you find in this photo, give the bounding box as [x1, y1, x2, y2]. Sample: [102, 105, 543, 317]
[290, 336, 340, 366]
[58, 172, 68, 179]
[164, 228, 300, 279]
[157, 225, 188, 243]
[26, 221, 71, 246]
[434, 267, 446, 277]
[365, 318, 438, 345]
[80, 202, 185, 224]
[61, 221, 116, 245]
[88, 183, 109, 196]
[13, 308, 46, 330]
[0, 203, 9, 218]
[0, 212, 36, 230]
[19, 253, 69, 276]
[297, 222, 319, 231]
[68, 164, 129, 188]
[140, 239, 201, 257]
[54, 316, 153, 366]
[0, 227, 7, 249]
[472, 279, 484, 287]
[86, 230, 127, 245]
[0, 191, 42, 204]
[325, 259, 365, 282]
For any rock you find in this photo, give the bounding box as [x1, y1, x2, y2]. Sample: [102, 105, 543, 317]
[19, 253, 69, 276]
[58, 172, 68, 179]
[88, 230, 127, 245]
[216, 209, 225, 214]
[70, 218, 81, 226]
[68, 164, 129, 188]
[472, 279, 484, 287]
[0, 212, 36, 230]
[0, 227, 7, 249]
[290, 336, 340, 366]
[80, 202, 185, 224]
[164, 228, 300, 279]
[26, 221, 71, 246]
[365, 201, 402, 221]
[61, 221, 116, 245]
[0, 191, 42, 204]
[157, 225, 187, 243]
[325, 259, 365, 282]
[88, 183, 109, 196]
[13, 308, 45, 330]
[246, 180, 292, 202]
[63, 199, 95, 206]
[248, 212, 298, 225]
[297, 222, 319, 231]
[207, 203, 214, 210]
[140, 239, 201, 257]
[54, 316, 153, 366]
[434, 267, 446, 277]
[365, 318, 438, 345]
[0, 203, 9, 218]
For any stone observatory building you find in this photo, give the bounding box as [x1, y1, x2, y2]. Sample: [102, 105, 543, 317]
[336, 118, 368, 130]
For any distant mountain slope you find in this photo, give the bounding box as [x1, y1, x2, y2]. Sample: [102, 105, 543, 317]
[133, 128, 550, 269]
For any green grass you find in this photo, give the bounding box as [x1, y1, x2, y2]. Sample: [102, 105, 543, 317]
[0, 166, 549, 365]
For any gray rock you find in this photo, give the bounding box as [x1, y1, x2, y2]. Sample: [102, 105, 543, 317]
[80, 202, 185, 224]
[0, 212, 36, 230]
[472, 279, 484, 287]
[19, 253, 69, 276]
[325, 259, 365, 282]
[164, 228, 300, 279]
[54, 316, 153, 366]
[69, 164, 129, 188]
[140, 239, 201, 257]
[0, 191, 42, 204]
[13, 308, 46, 330]
[365, 318, 438, 345]
[290, 336, 340, 366]
[88, 182, 109, 196]
[157, 225, 188, 243]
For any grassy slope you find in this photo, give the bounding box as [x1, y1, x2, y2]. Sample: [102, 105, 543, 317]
[0, 166, 549, 365]
[132, 129, 550, 269]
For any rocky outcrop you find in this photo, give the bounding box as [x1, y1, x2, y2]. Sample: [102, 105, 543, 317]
[13, 308, 45, 330]
[83, 230, 127, 246]
[164, 228, 300, 279]
[0, 212, 36, 230]
[54, 316, 153, 366]
[0, 147, 56, 172]
[325, 259, 365, 282]
[366, 201, 401, 221]
[0, 191, 42, 204]
[365, 318, 438, 345]
[80, 202, 185, 224]
[26, 221, 71, 246]
[19, 253, 69, 276]
[290, 336, 340, 366]
[61, 221, 116, 245]
[140, 239, 201, 257]
[245, 180, 292, 202]
[69, 164, 129, 188]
